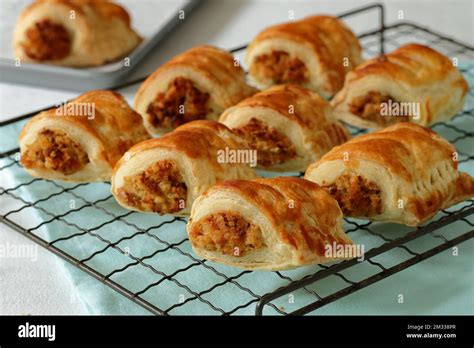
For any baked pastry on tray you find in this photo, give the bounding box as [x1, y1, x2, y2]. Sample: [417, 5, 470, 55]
[219, 84, 350, 172]
[331, 43, 468, 129]
[111, 120, 257, 216]
[135, 45, 256, 136]
[19, 90, 149, 182]
[13, 0, 142, 67]
[305, 122, 474, 226]
[246, 15, 363, 98]
[187, 177, 354, 270]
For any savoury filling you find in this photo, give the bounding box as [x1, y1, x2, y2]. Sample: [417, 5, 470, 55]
[234, 118, 296, 167]
[22, 20, 71, 61]
[190, 212, 264, 256]
[252, 50, 309, 84]
[146, 77, 210, 129]
[117, 160, 187, 214]
[21, 129, 89, 175]
[324, 174, 382, 217]
[349, 91, 410, 125]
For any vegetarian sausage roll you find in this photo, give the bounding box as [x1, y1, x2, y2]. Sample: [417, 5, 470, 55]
[135, 45, 256, 136]
[219, 84, 350, 172]
[13, 0, 142, 67]
[111, 120, 257, 216]
[305, 122, 474, 226]
[246, 15, 363, 98]
[331, 44, 468, 129]
[19, 90, 150, 182]
[187, 177, 354, 271]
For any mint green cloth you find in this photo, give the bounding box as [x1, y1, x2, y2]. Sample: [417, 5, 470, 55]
[1, 63, 473, 315]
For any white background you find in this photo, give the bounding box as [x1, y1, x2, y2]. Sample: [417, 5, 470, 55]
[1, 0, 473, 314]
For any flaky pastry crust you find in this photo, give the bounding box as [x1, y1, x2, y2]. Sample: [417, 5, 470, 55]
[111, 120, 257, 216]
[219, 84, 350, 171]
[246, 15, 363, 98]
[331, 44, 468, 128]
[19, 90, 149, 182]
[187, 177, 354, 270]
[13, 0, 142, 66]
[305, 122, 474, 226]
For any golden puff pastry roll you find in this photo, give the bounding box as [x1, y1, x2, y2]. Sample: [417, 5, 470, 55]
[246, 15, 363, 98]
[331, 43, 469, 129]
[134, 45, 256, 136]
[187, 177, 354, 271]
[19, 90, 150, 182]
[13, 0, 142, 67]
[111, 120, 257, 216]
[305, 122, 474, 226]
[219, 84, 350, 172]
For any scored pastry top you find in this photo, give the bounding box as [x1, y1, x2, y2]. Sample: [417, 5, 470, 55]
[314, 122, 457, 182]
[219, 84, 350, 171]
[222, 84, 342, 129]
[113, 120, 248, 172]
[135, 45, 254, 107]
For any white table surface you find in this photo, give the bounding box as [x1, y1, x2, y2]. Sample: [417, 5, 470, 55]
[1, 0, 473, 315]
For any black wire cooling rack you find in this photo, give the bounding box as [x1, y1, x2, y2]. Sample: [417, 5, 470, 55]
[1, 3, 473, 315]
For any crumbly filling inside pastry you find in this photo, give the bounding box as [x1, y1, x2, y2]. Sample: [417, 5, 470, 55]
[21, 129, 89, 175]
[349, 91, 410, 125]
[22, 20, 71, 61]
[252, 50, 309, 84]
[117, 160, 187, 214]
[324, 174, 382, 217]
[190, 211, 264, 256]
[234, 118, 296, 168]
[146, 77, 211, 129]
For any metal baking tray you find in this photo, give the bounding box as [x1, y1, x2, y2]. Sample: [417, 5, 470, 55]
[0, 0, 201, 91]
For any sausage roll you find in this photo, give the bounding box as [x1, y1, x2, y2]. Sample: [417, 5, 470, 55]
[13, 0, 142, 67]
[19, 90, 150, 182]
[305, 122, 474, 226]
[187, 177, 354, 270]
[246, 15, 363, 98]
[134, 45, 256, 136]
[331, 44, 469, 129]
[219, 84, 350, 172]
[111, 120, 257, 216]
